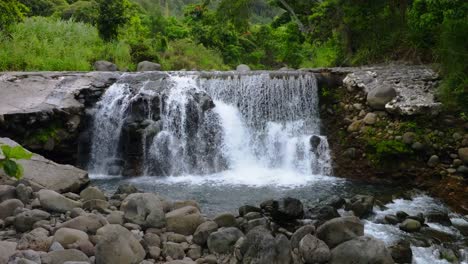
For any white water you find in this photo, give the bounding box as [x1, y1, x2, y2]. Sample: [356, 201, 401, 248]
[89, 72, 332, 186]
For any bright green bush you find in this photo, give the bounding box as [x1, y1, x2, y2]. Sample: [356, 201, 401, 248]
[0, 17, 132, 71]
[0, 0, 28, 30]
[367, 140, 413, 167]
[160, 39, 228, 70]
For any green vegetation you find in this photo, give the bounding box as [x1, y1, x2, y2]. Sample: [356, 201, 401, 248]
[0, 144, 33, 179]
[0, 0, 466, 111]
[367, 139, 413, 168]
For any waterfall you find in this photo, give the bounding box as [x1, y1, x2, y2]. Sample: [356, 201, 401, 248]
[88, 71, 332, 180]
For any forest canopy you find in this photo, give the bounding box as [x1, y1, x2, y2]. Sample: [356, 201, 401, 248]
[0, 0, 466, 112]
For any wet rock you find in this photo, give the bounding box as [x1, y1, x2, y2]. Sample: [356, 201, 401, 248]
[56, 213, 108, 234]
[0, 241, 18, 264]
[384, 215, 400, 225]
[95, 224, 145, 264]
[121, 193, 166, 228]
[41, 249, 89, 264]
[17, 227, 52, 251]
[299, 234, 330, 264]
[264, 197, 304, 222]
[426, 211, 452, 226]
[15, 209, 51, 232]
[214, 213, 237, 228]
[207, 227, 244, 254]
[193, 221, 218, 245]
[53, 227, 89, 248]
[396, 211, 409, 221]
[291, 225, 316, 249]
[367, 85, 397, 110]
[330, 236, 393, 264]
[163, 242, 185, 260]
[94, 60, 118, 71]
[399, 219, 421, 233]
[389, 240, 412, 264]
[308, 206, 340, 225]
[239, 226, 290, 264]
[80, 187, 106, 202]
[316, 216, 364, 248]
[38, 189, 82, 213]
[345, 195, 374, 218]
[137, 61, 161, 72]
[238, 205, 261, 217]
[166, 206, 205, 235]
[0, 199, 24, 219]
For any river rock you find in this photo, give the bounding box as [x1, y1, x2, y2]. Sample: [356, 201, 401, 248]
[83, 199, 109, 212]
[389, 240, 412, 264]
[56, 213, 108, 234]
[15, 209, 51, 232]
[0, 185, 16, 202]
[291, 225, 316, 249]
[144, 232, 161, 247]
[236, 64, 250, 72]
[95, 224, 145, 264]
[399, 219, 421, 232]
[367, 85, 397, 110]
[458, 148, 468, 164]
[329, 236, 394, 264]
[193, 221, 218, 245]
[120, 193, 166, 228]
[0, 199, 24, 219]
[263, 197, 304, 222]
[299, 234, 330, 264]
[93, 60, 118, 71]
[80, 187, 106, 202]
[163, 242, 185, 260]
[239, 226, 291, 264]
[426, 211, 452, 226]
[137, 61, 161, 71]
[214, 212, 237, 227]
[238, 205, 262, 217]
[53, 227, 89, 248]
[427, 155, 440, 167]
[0, 241, 18, 264]
[17, 227, 52, 251]
[316, 216, 364, 248]
[207, 227, 244, 254]
[16, 184, 33, 204]
[166, 206, 205, 235]
[106, 211, 124, 225]
[115, 184, 140, 195]
[8, 250, 42, 264]
[363, 113, 377, 125]
[38, 189, 82, 213]
[41, 249, 89, 264]
[345, 195, 374, 218]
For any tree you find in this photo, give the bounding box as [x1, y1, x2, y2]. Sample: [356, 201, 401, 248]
[0, 0, 28, 30]
[97, 0, 129, 41]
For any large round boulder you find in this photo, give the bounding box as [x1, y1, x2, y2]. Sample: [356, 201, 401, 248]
[93, 60, 118, 71]
[120, 193, 166, 228]
[236, 64, 251, 72]
[367, 85, 397, 110]
[15, 209, 51, 232]
[95, 224, 145, 264]
[165, 206, 205, 235]
[0, 199, 24, 219]
[80, 186, 106, 202]
[345, 195, 375, 218]
[137, 61, 161, 71]
[329, 236, 394, 264]
[240, 226, 291, 264]
[53, 228, 89, 248]
[56, 213, 108, 234]
[207, 227, 244, 254]
[316, 216, 364, 248]
[299, 234, 330, 264]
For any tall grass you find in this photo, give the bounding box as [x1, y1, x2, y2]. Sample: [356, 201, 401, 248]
[0, 17, 132, 71]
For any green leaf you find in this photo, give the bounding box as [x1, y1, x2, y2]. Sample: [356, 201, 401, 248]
[0, 145, 32, 160]
[3, 160, 19, 178]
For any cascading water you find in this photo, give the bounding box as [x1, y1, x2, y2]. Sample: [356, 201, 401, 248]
[88, 71, 331, 183]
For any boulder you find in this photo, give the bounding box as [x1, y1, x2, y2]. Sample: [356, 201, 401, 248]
[106, 211, 124, 225]
[53, 228, 89, 248]
[137, 61, 161, 72]
[389, 240, 412, 264]
[143, 232, 161, 248]
[399, 219, 421, 233]
[0, 185, 16, 202]
[166, 206, 205, 235]
[236, 64, 250, 72]
[458, 148, 468, 164]
[41, 249, 89, 264]
[16, 184, 33, 204]
[0, 138, 89, 193]
[367, 85, 397, 110]
[80, 187, 106, 202]
[115, 184, 140, 195]
[207, 227, 244, 254]
[238, 205, 262, 217]
[0, 241, 17, 264]
[345, 195, 374, 218]
[299, 234, 330, 264]
[214, 212, 237, 227]
[290, 225, 315, 249]
[17, 227, 52, 251]
[8, 250, 42, 264]
[427, 155, 440, 167]
[93, 60, 118, 71]
[56, 213, 108, 234]
[83, 199, 109, 212]
[163, 242, 185, 260]
[363, 113, 377, 125]
[263, 197, 304, 222]
[193, 221, 218, 245]
[316, 216, 364, 248]
[15, 209, 50, 232]
[38, 189, 82, 213]
[329, 236, 394, 264]
[240, 226, 291, 264]
[0, 199, 24, 219]
[426, 211, 452, 226]
[120, 193, 166, 228]
[95, 224, 145, 264]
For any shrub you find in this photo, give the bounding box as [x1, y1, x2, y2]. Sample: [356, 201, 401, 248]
[367, 140, 413, 167]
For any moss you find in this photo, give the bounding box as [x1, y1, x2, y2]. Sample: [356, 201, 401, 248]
[27, 123, 63, 145]
[366, 139, 413, 168]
